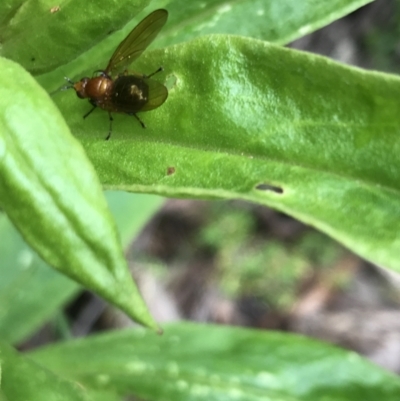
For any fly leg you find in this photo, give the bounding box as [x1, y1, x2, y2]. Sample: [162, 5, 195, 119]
[131, 113, 146, 128]
[146, 67, 163, 78]
[119, 67, 163, 79]
[83, 101, 97, 119]
[105, 113, 113, 140]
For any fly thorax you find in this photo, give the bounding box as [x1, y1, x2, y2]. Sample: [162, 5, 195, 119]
[86, 76, 112, 99]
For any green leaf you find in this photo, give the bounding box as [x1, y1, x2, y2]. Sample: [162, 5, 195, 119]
[0, 0, 151, 74]
[29, 323, 400, 400]
[154, 0, 374, 47]
[0, 341, 88, 401]
[0, 192, 163, 344]
[105, 191, 164, 244]
[0, 57, 157, 330]
[0, 214, 79, 344]
[37, 0, 372, 93]
[51, 36, 400, 272]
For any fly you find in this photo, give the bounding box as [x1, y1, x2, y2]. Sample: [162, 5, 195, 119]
[63, 9, 168, 140]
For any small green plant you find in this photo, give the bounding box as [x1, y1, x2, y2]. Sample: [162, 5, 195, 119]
[198, 205, 347, 311]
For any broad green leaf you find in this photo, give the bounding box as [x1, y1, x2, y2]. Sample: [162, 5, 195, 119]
[51, 36, 400, 272]
[0, 193, 163, 344]
[153, 0, 374, 47]
[0, 214, 78, 344]
[29, 323, 400, 400]
[37, 0, 372, 92]
[0, 342, 122, 401]
[0, 0, 150, 74]
[0, 341, 88, 401]
[0, 57, 157, 330]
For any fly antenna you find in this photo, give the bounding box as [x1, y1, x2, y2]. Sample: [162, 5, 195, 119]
[50, 77, 75, 96]
[60, 77, 75, 91]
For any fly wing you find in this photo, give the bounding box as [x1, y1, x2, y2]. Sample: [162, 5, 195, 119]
[105, 9, 168, 75]
[140, 78, 168, 111]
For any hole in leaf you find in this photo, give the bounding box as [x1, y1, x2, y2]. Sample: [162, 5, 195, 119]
[255, 183, 283, 194]
[164, 74, 177, 90]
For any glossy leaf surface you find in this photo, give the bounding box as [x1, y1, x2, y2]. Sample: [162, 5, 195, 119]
[29, 323, 400, 400]
[37, 0, 373, 91]
[0, 0, 150, 74]
[0, 341, 88, 401]
[0, 57, 157, 330]
[51, 36, 400, 272]
[0, 214, 78, 344]
[0, 192, 163, 344]
[153, 0, 374, 47]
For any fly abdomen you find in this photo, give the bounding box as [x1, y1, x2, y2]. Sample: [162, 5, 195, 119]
[111, 75, 149, 113]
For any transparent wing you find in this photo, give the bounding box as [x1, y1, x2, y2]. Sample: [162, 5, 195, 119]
[105, 9, 168, 75]
[140, 78, 168, 111]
